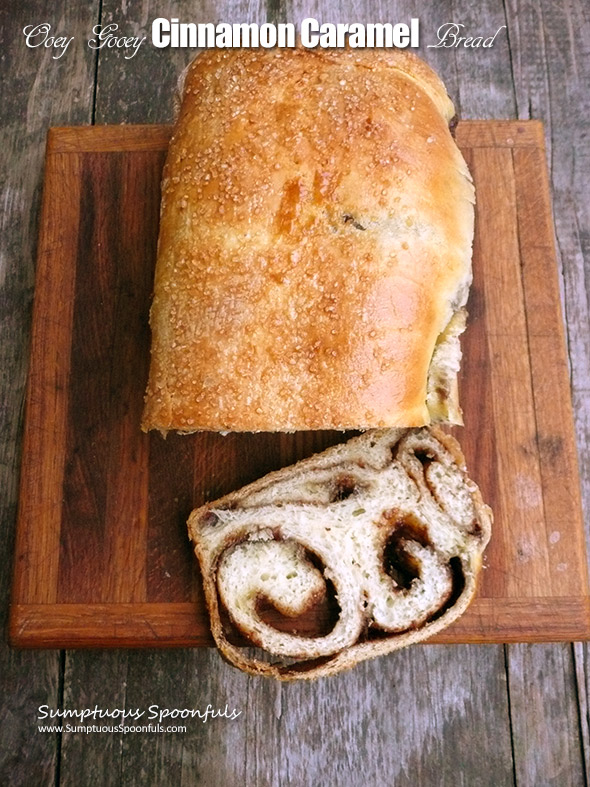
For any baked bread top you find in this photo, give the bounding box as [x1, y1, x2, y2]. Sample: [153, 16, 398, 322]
[142, 48, 475, 433]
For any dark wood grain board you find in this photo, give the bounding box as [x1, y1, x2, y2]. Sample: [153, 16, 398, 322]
[9, 120, 590, 647]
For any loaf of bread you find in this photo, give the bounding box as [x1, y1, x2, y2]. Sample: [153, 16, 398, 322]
[142, 48, 475, 433]
[188, 427, 491, 680]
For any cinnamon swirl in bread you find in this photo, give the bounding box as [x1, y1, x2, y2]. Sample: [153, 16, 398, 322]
[142, 47, 474, 433]
[188, 428, 491, 680]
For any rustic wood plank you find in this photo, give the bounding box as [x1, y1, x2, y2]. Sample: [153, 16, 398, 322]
[470, 145, 551, 599]
[451, 147, 499, 601]
[0, 1, 99, 784]
[509, 643, 586, 786]
[148, 431, 199, 603]
[58, 152, 128, 603]
[122, 650, 261, 786]
[13, 151, 81, 605]
[48, 124, 172, 152]
[10, 596, 590, 650]
[574, 641, 590, 786]
[513, 144, 588, 598]
[100, 152, 155, 603]
[59, 650, 129, 786]
[93, 3, 199, 125]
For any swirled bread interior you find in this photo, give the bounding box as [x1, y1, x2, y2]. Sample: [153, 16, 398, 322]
[142, 48, 474, 432]
[188, 427, 491, 680]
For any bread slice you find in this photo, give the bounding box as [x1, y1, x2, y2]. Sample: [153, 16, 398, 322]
[188, 427, 491, 680]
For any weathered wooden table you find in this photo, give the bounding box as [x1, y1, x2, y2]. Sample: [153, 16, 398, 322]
[1, 2, 589, 785]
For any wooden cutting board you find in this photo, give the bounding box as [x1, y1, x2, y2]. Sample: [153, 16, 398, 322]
[10, 121, 590, 648]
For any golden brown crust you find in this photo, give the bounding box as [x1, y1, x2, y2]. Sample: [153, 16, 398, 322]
[142, 48, 474, 433]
